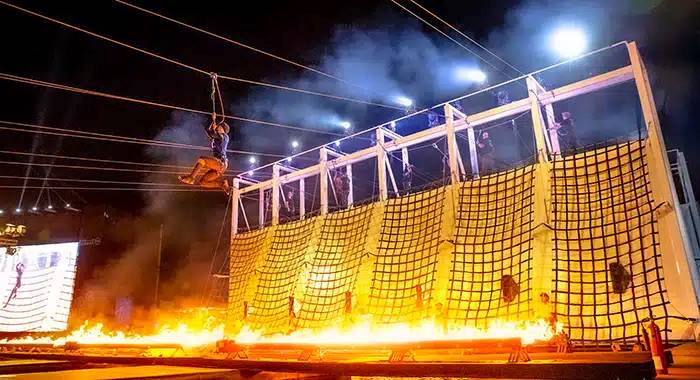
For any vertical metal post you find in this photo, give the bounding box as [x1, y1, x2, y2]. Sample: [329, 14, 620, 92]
[531, 77, 560, 155]
[231, 178, 240, 237]
[628, 41, 700, 305]
[385, 157, 399, 195]
[526, 76, 551, 163]
[258, 188, 265, 226]
[299, 178, 305, 219]
[272, 165, 280, 225]
[320, 147, 329, 214]
[376, 128, 388, 201]
[444, 105, 460, 184]
[467, 126, 479, 178]
[346, 164, 354, 207]
[401, 148, 409, 170]
[544, 104, 561, 155]
[678, 152, 700, 248]
[525, 76, 555, 319]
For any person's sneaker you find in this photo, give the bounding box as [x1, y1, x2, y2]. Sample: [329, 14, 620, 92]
[222, 179, 231, 195]
[178, 175, 195, 185]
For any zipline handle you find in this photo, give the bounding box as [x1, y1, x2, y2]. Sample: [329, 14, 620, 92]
[210, 72, 225, 125]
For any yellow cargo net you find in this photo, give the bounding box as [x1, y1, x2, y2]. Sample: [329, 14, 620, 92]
[297, 205, 373, 328]
[247, 218, 315, 333]
[368, 187, 446, 324]
[448, 166, 535, 327]
[227, 228, 269, 324]
[551, 140, 669, 345]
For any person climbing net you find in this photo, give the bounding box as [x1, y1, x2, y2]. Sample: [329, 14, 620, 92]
[179, 73, 231, 194]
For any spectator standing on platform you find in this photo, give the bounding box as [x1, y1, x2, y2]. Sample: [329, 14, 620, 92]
[402, 164, 414, 195]
[333, 170, 349, 207]
[555, 111, 577, 153]
[427, 110, 440, 127]
[477, 130, 496, 174]
[285, 188, 296, 216]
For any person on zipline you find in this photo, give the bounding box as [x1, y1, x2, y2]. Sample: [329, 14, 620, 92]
[179, 117, 231, 194]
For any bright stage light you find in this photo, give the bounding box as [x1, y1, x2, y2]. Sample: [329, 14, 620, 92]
[15, 208, 21, 213]
[47, 205, 53, 209]
[456, 68, 487, 83]
[339, 121, 352, 130]
[286, 157, 293, 163]
[550, 27, 587, 58]
[31, 207, 38, 211]
[291, 140, 299, 148]
[334, 140, 341, 147]
[65, 203, 70, 208]
[395, 96, 413, 107]
[0, 209, 4, 215]
[248, 156, 257, 164]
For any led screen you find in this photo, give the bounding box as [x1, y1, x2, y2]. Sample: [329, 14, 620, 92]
[0, 242, 79, 332]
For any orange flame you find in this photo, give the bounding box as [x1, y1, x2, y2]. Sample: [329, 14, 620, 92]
[2, 314, 561, 348]
[235, 316, 561, 346]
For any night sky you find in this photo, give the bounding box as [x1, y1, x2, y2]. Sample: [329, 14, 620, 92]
[0, 0, 698, 212]
[0, 1, 699, 307]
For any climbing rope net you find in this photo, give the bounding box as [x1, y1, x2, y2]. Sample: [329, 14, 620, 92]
[248, 218, 315, 333]
[551, 140, 670, 345]
[447, 166, 535, 327]
[297, 205, 374, 328]
[368, 187, 446, 324]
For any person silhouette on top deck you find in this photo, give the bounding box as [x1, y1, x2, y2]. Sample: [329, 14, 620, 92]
[555, 111, 578, 154]
[476, 130, 496, 174]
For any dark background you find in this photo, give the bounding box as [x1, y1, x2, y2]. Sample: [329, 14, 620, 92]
[0, 0, 698, 315]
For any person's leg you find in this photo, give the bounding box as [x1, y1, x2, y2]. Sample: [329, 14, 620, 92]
[479, 154, 495, 174]
[197, 158, 230, 193]
[179, 156, 214, 184]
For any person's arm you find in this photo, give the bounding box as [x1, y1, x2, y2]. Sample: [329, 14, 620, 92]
[204, 123, 216, 140]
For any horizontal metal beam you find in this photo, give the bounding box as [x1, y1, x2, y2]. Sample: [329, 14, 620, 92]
[239, 65, 633, 195]
[0, 351, 657, 379]
[382, 127, 403, 140]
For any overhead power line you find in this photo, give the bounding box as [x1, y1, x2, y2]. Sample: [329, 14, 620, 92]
[388, 0, 514, 80]
[0, 119, 285, 158]
[0, 185, 218, 192]
[0, 72, 342, 136]
[0, 175, 192, 187]
[0, 159, 188, 175]
[0, 149, 240, 173]
[405, 0, 524, 76]
[113, 0, 354, 86]
[0, 0, 401, 110]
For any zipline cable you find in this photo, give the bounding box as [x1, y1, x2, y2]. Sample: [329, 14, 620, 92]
[0, 0, 402, 110]
[0, 159, 189, 175]
[388, 0, 515, 81]
[405, 0, 524, 76]
[113, 0, 361, 89]
[0, 120, 285, 158]
[0, 72, 342, 136]
[0, 185, 219, 192]
[0, 175, 194, 187]
[0, 149, 209, 171]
